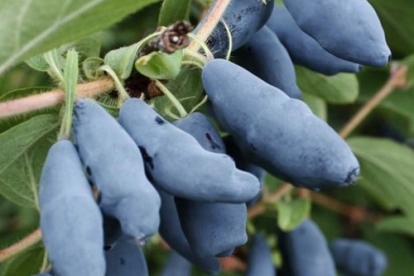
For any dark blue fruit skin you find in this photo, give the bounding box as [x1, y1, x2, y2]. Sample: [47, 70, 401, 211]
[102, 214, 123, 251]
[278, 219, 336, 276]
[174, 112, 248, 258]
[330, 239, 388, 276]
[245, 234, 275, 276]
[105, 236, 148, 276]
[199, 0, 274, 57]
[160, 251, 192, 276]
[39, 140, 105, 276]
[266, 6, 360, 76]
[223, 136, 265, 207]
[157, 188, 221, 275]
[118, 98, 260, 203]
[282, 0, 391, 67]
[202, 59, 360, 190]
[73, 99, 161, 240]
[233, 26, 302, 99]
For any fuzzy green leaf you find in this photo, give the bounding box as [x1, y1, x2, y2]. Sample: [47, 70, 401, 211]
[0, 114, 59, 207]
[104, 43, 140, 80]
[135, 50, 183, 80]
[152, 66, 203, 121]
[296, 65, 359, 104]
[277, 198, 311, 231]
[0, 0, 161, 76]
[158, 0, 191, 26]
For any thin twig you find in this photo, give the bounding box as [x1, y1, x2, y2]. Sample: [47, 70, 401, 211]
[310, 192, 381, 223]
[248, 183, 293, 218]
[339, 65, 407, 138]
[0, 76, 115, 119]
[0, 228, 42, 262]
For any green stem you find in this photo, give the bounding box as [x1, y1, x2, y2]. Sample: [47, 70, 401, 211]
[221, 19, 232, 60]
[100, 65, 130, 107]
[183, 49, 208, 67]
[154, 80, 188, 118]
[58, 50, 79, 140]
[186, 33, 214, 60]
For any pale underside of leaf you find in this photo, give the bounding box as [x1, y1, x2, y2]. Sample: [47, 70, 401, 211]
[0, 114, 59, 207]
[0, 0, 160, 75]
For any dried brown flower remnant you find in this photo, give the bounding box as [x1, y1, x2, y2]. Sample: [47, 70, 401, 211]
[140, 21, 193, 56]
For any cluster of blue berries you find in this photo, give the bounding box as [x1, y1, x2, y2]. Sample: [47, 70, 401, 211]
[34, 0, 391, 275]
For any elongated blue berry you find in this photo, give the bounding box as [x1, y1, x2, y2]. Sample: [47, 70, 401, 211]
[202, 59, 359, 190]
[278, 219, 336, 276]
[119, 98, 260, 203]
[198, 0, 274, 57]
[73, 99, 160, 240]
[157, 188, 221, 275]
[174, 113, 248, 257]
[160, 251, 192, 276]
[105, 236, 148, 276]
[330, 239, 388, 276]
[234, 26, 302, 99]
[246, 234, 275, 276]
[282, 0, 391, 67]
[39, 140, 105, 276]
[266, 6, 360, 75]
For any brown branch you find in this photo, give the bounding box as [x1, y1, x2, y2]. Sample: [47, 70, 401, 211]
[0, 228, 42, 262]
[0, 76, 115, 119]
[339, 65, 407, 138]
[248, 183, 293, 218]
[310, 192, 381, 223]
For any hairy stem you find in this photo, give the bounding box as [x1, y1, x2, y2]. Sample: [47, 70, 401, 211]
[188, 0, 232, 53]
[0, 76, 115, 119]
[0, 228, 42, 262]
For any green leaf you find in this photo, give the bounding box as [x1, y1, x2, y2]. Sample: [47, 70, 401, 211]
[68, 32, 103, 61]
[362, 224, 414, 276]
[377, 215, 414, 236]
[348, 136, 414, 215]
[152, 66, 203, 121]
[0, 114, 59, 207]
[104, 43, 140, 80]
[135, 50, 183, 80]
[158, 0, 191, 26]
[276, 198, 311, 231]
[295, 66, 359, 104]
[25, 55, 50, 72]
[82, 57, 104, 80]
[0, 0, 161, 76]
[2, 247, 45, 276]
[369, 0, 414, 56]
[301, 93, 327, 121]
